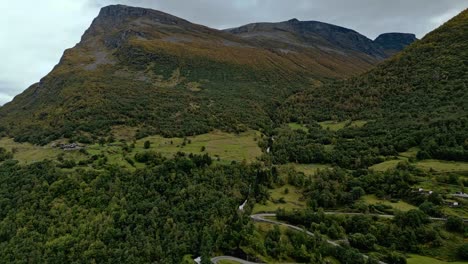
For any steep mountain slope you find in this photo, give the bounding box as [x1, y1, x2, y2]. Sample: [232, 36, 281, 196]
[0, 5, 412, 144]
[282, 9, 467, 121]
[225, 19, 416, 59]
[279, 9, 468, 163]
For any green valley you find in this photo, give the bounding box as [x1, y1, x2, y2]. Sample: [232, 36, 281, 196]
[0, 4, 467, 264]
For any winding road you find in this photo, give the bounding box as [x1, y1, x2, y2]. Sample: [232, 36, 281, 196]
[321, 211, 468, 222]
[211, 256, 263, 264]
[211, 213, 386, 264]
[211, 212, 468, 263]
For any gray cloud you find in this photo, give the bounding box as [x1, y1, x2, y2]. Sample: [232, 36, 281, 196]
[94, 0, 467, 38]
[0, 81, 21, 106]
[1, 0, 467, 105]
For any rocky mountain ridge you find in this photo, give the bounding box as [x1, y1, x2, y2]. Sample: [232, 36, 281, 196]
[0, 5, 417, 144]
[225, 18, 417, 59]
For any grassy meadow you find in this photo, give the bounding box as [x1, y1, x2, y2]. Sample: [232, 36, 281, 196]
[0, 130, 263, 168]
[416, 160, 468, 173]
[217, 260, 242, 264]
[287, 122, 309, 132]
[132, 130, 262, 163]
[362, 195, 417, 212]
[318, 120, 367, 131]
[0, 137, 87, 164]
[286, 163, 332, 176]
[407, 255, 468, 264]
[369, 159, 404, 172]
[252, 184, 305, 214]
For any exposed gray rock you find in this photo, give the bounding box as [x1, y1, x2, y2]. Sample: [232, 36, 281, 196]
[374, 33, 418, 56]
[225, 18, 388, 59]
[226, 19, 417, 59]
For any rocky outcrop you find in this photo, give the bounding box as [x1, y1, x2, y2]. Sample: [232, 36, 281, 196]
[82, 5, 191, 40]
[374, 33, 418, 56]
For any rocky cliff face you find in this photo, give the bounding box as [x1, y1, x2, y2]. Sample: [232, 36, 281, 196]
[374, 33, 418, 56]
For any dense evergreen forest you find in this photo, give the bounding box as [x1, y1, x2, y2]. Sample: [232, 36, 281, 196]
[0, 154, 259, 263]
[0, 151, 466, 263]
[264, 117, 468, 170]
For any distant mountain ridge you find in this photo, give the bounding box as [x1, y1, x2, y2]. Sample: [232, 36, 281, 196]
[277, 8, 468, 170]
[225, 19, 416, 59]
[281, 9, 468, 123]
[0, 5, 416, 144]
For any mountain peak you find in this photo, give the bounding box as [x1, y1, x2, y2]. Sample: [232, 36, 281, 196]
[284, 8, 468, 124]
[374, 32, 418, 56]
[97, 4, 186, 23]
[288, 18, 300, 23]
[82, 5, 191, 40]
[374, 32, 417, 45]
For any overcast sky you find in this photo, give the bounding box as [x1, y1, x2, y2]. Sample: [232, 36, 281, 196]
[0, 0, 466, 105]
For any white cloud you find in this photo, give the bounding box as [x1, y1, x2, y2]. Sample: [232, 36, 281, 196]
[0, 0, 98, 105]
[0, 0, 466, 106]
[430, 8, 463, 27]
[0, 93, 12, 106]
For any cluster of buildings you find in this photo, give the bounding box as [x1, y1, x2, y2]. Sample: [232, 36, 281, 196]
[51, 142, 82, 151]
[415, 188, 463, 207]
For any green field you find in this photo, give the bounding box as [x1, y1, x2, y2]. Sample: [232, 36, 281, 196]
[0, 130, 263, 168]
[253, 184, 305, 213]
[416, 179, 462, 194]
[218, 260, 242, 264]
[369, 157, 468, 173]
[318, 120, 367, 131]
[287, 163, 332, 176]
[369, 147, 418, 171]
[407, 254, 468, 264]
[415, 160, 468, 173]
[362, 195, 417, 212]
[443, 207, 468, 218]
[369, 159, 403, 171]
[399, 147, 420, 159]
[0, 138, 87, 164]
[88, 130, 263, 168]
[288, 122, 309, 132]
[133, 130, 262, 163]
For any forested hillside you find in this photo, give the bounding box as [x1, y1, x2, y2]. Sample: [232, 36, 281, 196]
[282, 9, 467, 121]
[277, 9, 468, 165]
[0, 155, 257, 263]
[0, 5, 415, 145]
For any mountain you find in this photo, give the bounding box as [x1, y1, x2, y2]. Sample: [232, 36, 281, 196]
[0, 5, 414, 144]
[279, 9, 468, 162]
[282, 8, 467, 122]
[0, 6, 467, 264]
[374, 33, 418, 56]
[225, 19, 416, 59]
